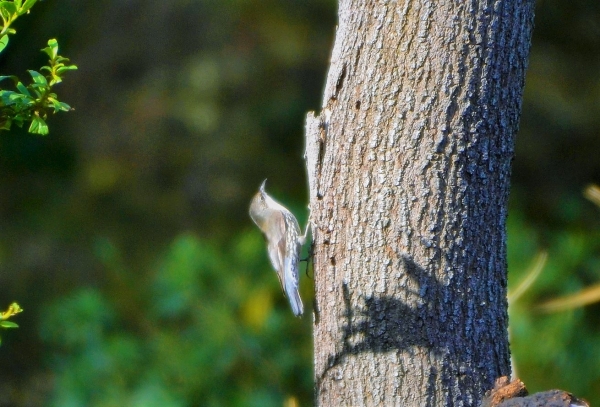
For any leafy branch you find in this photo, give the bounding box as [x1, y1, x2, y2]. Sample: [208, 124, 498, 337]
[0, 0, 77, 135]
[0, 0, 37, 52]
[0, 302, 22, 346]
[0, 39, 77, 134]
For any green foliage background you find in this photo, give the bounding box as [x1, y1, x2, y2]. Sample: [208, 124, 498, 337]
[0, 0, 599, 405]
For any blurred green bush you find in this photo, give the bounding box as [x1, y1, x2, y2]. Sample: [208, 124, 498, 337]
[508, 204, 600, 401]
[40, 232, 313, 406]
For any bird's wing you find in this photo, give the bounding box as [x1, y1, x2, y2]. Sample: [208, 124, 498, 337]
[266, 211, 286, 292]
[281, 210, 303, 316]
[283, 247, 303, 316]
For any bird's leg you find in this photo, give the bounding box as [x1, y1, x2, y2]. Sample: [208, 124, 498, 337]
[299, 206, 313, 278]
[302, 241, 314, 278]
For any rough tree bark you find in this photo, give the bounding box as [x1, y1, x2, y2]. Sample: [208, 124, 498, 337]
[305, 1, 535, 405]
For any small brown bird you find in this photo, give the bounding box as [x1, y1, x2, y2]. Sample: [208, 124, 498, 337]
[249, 180, 308, 317]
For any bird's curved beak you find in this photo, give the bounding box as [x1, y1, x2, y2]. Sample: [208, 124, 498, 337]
[259, 179, 267, 193]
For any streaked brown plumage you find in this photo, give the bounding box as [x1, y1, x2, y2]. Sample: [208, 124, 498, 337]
[249, 180, 305, 317]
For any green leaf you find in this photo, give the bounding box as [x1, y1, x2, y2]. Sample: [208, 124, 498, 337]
[57, 101, 71, 112]
[12, 114, 24, 127]
[0, 8, 10, 22]
[1, 90, 16, 105]
[0, 74, 18, 84]
[19, 0, 36, 15]
[0, 35, 8, 54]
[0, 118, 12, 130]
[16, 81, 31, 97]
[0, 1, 17, 16]
[48, 74, 62, 86]
[46, 96, 71, 112]
[56, 65, 78, 75]
[0, 321, 18, 328]
[0, 90, 21, 106]
[28, 69, 47, 85]
[47, 96, 59, 109]
[2, 91, 34, 107]
[28, 115, 48, 135]
[42, 38, 58, 60]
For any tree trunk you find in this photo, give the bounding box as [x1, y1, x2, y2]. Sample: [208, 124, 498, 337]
[305, 1, 535, 405]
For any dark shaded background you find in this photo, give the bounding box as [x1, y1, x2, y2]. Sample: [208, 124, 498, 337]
[0, 0, 599, 405]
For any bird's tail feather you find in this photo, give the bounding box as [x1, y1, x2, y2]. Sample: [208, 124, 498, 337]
[285, 280, 303, 317]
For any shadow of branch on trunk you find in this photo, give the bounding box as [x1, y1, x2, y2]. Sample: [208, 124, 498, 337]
[315, 255, 487, 403]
